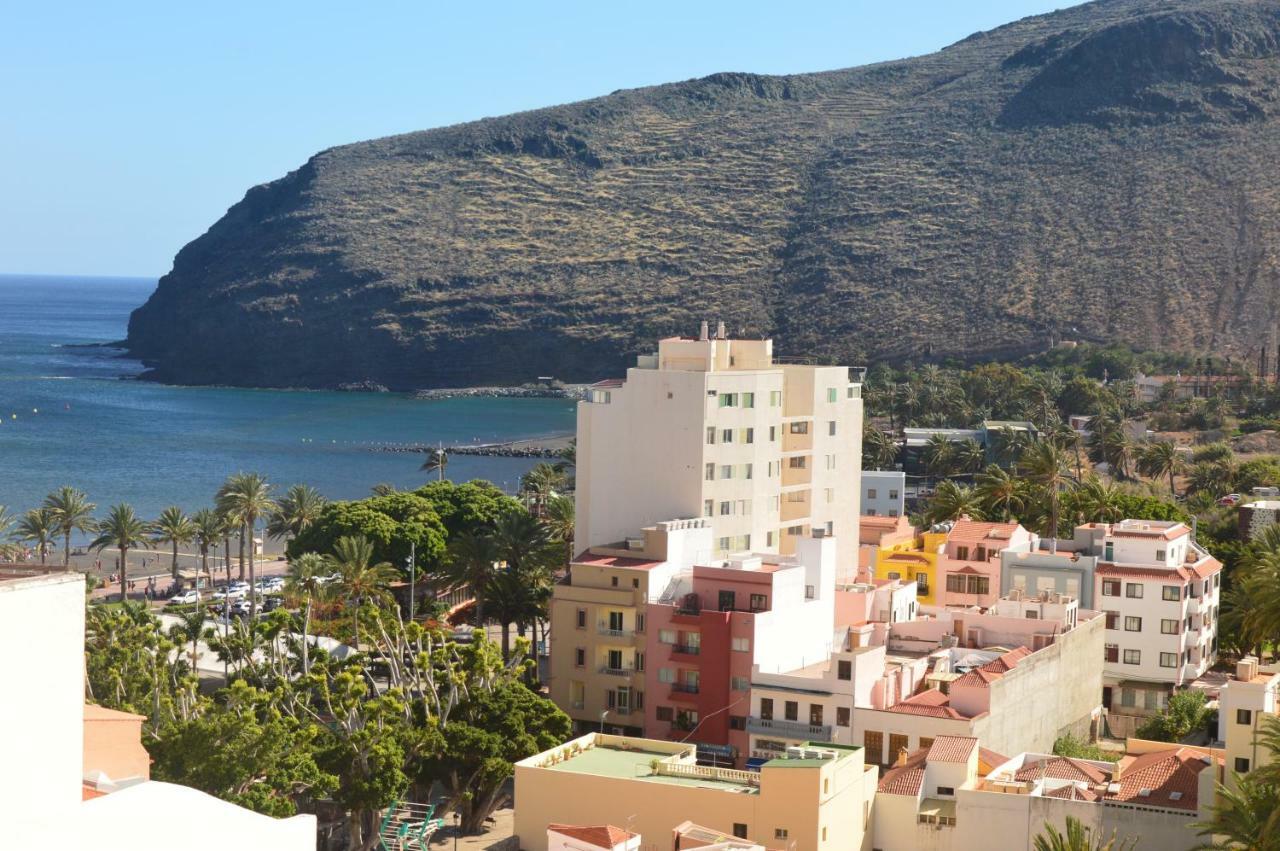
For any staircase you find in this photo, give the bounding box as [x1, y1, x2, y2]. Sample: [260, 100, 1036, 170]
[377, 799, 444, 851]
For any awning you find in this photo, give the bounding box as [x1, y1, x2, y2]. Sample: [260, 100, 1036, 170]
[745, 757, 770, 771]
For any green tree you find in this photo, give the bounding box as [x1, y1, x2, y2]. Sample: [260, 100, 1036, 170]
[1033, 816, 1135, 851]
[91, 504, 151, 602]
[191, 508, 228, 588]
[975, 464, 1025, 522]
[862, 425, 899, 470]
[152, 505, 196, 579]
[1136, 440, 1183, 496]
[267, 484, 328, 540]
[519, 463, 567, 516]
[413, 480, 523, 539]
[326, 535, 398, 649]
[922, 433, 957, 477]
[288, 491, 448, 568]
[1193, 769, 1280, 849]
[44, 486, 96, 569]
[217, 473, 277, 619]
[543, 493, 575, 565]
[1135, 690, 1211, 742]
[1071, 476, 1126, 524]
[168, 608, 208, 674]
[924, 480, 984, 526]
[441, 530, 501, 627]
[15, 507, 58, 564]
[485, 569, 545, 661]
[954, 438, 986, 475]
[1023, 439, 1075, 541]
[283, 551, 328, 675]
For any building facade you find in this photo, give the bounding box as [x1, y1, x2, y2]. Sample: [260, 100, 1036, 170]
[862, 470, 905, 517]
[575, 329, 863, 573]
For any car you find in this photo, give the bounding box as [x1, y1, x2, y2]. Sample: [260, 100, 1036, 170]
[212, 589, 243, 601]
[168, 590, 200, 605]
[1218, 493, 1242, 506]
[230, 599, 252, 616]
[262, 596, 283, 612]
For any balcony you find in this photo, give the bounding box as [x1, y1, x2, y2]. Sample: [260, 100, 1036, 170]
[598, 622, 632, 638]
[781, 464, 812, 488]
[670, 644, 702, 663]
[598, 665, 637, 678]
[746, 716, 833, 742]
[669, 682, 701, 703]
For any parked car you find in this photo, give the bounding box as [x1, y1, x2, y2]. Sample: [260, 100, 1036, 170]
[230, 599, 252, 616]
[168, 590, 200, 605]
[1218, 493, 1242, 506]
[262, 596, 283, 612]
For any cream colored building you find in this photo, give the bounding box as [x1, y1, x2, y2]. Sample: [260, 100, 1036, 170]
[575, 327, 863, 575]
[1217, 656, 1280, 787]
[514, 733, 877, 851]
[548, 519, 713, 735]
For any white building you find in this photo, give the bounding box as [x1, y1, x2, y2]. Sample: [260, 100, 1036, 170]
[862, 470, 905, 518]
[1091, 520, 1222, 731]
[575, 326, 863, 574]
[1216, 656, 1280, 786]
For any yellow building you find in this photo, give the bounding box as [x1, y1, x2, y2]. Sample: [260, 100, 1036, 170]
[1219, 656, 1279, 788]
[514, 733, 877, 851]
[871, 528, 946, 605]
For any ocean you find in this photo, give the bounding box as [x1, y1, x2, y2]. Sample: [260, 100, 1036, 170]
[0, 274, 576, 529]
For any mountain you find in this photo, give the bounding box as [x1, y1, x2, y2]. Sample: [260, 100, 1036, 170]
[126, 0, 1280, 390]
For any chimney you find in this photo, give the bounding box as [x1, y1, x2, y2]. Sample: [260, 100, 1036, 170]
[1237, 656, 1259, 682]
[699, 321, 709, 341]
[716, 320, 727, 340]
[895, 746, 910, 767]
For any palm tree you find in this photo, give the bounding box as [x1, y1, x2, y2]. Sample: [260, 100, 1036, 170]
[954, 438, 986, 476]
[520, 463, 568, 516]
[90, 504, 151, 602]
[1073, 475, 1125, 524]
[284, 551, 328, 675]
[1088, 416, 1132, 479]
[0, 505, 13, 540]
[267, 484, 327, 540]
[1023, 439, 1075, 541]
[217, 472, 276, 620]
[325, 535, 398, 650]
[15, 508, 58, 565]
[924, 480, 984, 526]
[151, 506, 196, 579]
[862, 426, 899, 471]
[544, 493, 575, 565]
[169, 608, 207, 675]
[1193, 767, 1280, 849]
[485, 568, 544, 662]
[1137, 440, 1183, 496]
[1049, 421, 1085, 481]
[1187, 461, 1235, 497]
[369, 482, 398, 497]
[922, 434, 957, 478]
[191, 508, 226, 589]
[43, 486, 96, 569]
[989, 426, 1030, 471]
[1034, 816, 1135, 851]
[441, 530, 502, 627]
[975, 464, 1025, 522]
[420, 446, 449, 482]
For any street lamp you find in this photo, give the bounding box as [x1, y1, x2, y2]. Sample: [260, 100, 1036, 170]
[453, 810, 460, 851]
[599, 709, 609, 734]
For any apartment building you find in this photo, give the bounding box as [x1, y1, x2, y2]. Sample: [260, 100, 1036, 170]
[1090, 520, 1222, 732]
[549, 519, 713, 736]
[575, 327, 864, 573]
[862, 470, 905, 517]
[1217, 656, 1280, 786]
[872, 526, 944, 604]
[938, 519, 1036, 608]
[858, 514, 915, 581]
[874, 737, 1221, 851]
[644, 533, 838, 765]
[513, 733, 878, 851]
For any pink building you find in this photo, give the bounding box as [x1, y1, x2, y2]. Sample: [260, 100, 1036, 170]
[644, 534, 838, 766]
[938, 519, 1036, 607]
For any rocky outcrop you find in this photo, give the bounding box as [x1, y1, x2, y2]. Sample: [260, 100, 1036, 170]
[126, 0, 1280, 390]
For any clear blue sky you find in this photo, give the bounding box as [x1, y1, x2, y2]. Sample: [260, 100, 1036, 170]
[1, 1, 1082, 277]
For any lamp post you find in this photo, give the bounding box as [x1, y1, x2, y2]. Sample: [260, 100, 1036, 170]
[453, 810, 459, 851]
[599, 709, 609, 734]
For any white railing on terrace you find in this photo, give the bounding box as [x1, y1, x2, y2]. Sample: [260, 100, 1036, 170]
[654, 761, 760, 786]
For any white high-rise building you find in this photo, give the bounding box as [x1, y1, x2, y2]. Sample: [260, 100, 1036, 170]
[575, 324, 863, 574]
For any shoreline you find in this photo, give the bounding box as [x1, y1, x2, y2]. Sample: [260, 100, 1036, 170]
[374, 433, 574, 458]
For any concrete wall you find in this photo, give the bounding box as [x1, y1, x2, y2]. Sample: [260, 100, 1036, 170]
[1001, 551, 1098, 609]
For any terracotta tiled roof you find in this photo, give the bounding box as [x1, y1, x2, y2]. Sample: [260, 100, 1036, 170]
[1044, 784, 1100, 802]
[927, 736, 979, 763]
[1107, 748, 1215, 811]
[1096, 563, 1192, 581]
[978, 747, 1009, 771]
[884, 553, 930, 564]
[980, 647, 1032, 674]
[1014, 756, 1110, 785]
[953, 668, 1002, 689]
[878, 746, 929, 796]
[548, 824, 637, 848]
[572, 551, 665, 570]
[948, 519, 1023, 543]
[951, 566, 985, 576]
[888, 689, 966, 719]
[1190, 558, 1222, 579]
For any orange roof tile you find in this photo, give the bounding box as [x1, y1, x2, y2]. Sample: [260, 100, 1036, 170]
[927, 736, 979, 763]
[953, 668, 1002, 688]
[980, 647, 1032, 674]
[1014, 757, 1110, 785]
[1097, 564, 1192, 581]
[978, 747, 1009, 771]
[572, 551, 665, 570]
[878, 746, 930, 795]
[548, 824, 637, 848]
[888, 689, 966, 719]
[1045, 784, 1100, 802]
[1107, 748, 1214, 811]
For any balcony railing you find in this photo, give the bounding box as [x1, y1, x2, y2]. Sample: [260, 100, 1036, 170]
[746, 716, 833, 741]
[672, 682, 701, 695]
[599, 665, 637, 677]
[598, 622, 630, 637]
[672, 644, 701, 656]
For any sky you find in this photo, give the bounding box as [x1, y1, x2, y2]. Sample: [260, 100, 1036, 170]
[1, 1, 1083, 278]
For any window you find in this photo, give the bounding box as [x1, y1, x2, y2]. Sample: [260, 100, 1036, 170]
[608, 611, 624, 631]
[750, 593, 767, 611]
[635, 652, 645, 672]
[867, 488, 877, 499]
[1025, 611, 1040, 620]
[809, 704, 824, 726]
[1104, 542, 1114, 561]
[1126, 583, 1144, 599]
[937, 786, 955, 796]
[1163, 585, 1181, 601]
[1238, 709, 1253, 725]
[915, 572, 930, 594]
[656, 706, 674, 722]
[825, 453, 836, 469]
[1236, 757, 1251, 773]
[828, 420, 837, 436]
[733, 824, 748, 840]
[720, 501, 732, 516]
[1104, 644, 1119, 663]
[864, 730, 884, 764]
[704, 499, 714, 517]
[1125, 616, 1142, 632]
[1124, 649, 1141, 665]
[611, 576, 618, 587]
[1144, 689, 1158, 711]
[1102, 579, 1120, 597]
[720, 464, 734, 479]
[719, 393, 738, 407]
[744, 464, 753, 480]
[731, 676, 749, 691]
[705, 463, 715, 481]
[706, 426, 716, 444]
[732, 637, 751, 652]
[1156, 549, 1166, 562]
[956, 546, 970, 561]
[574, 648, 585, 667]
[719, 536, 731, 551]
[769, 425, 777, 441]
[721, 428, 734, 443]
[743, 392, 755, 408]
[743, 427, 754, 444]
[825, 487, 834, 503]
[1160, 652, 1177, 668]
[570, 680, 584, 709]
[947, 574, 966, 593]
[789, 421, 809, 434]
[607, 649, 623, 670]
[836, 707, 850, 727]
[788, 456, 806, 468]
[827, 387, 838, 403]
[729, 715, 746, 731]
[575, 608, 586, 629]
[1104, 610, 1119, 630]
[658, 629, 676, 645]
[760, 698, 774, 720]
[766, 531, 775, 547]
[770, 390, 782, 407]
[838, 660, 852, 680]
[775, 829, 789, 841]
[889, 489, 899, 499]
[784, 701, 799, 721]
[718, 590, 736, 611]
[1161, 619, 1179, 635]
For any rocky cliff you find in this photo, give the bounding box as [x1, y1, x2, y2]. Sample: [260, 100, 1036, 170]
[127, 0, 1280, 389]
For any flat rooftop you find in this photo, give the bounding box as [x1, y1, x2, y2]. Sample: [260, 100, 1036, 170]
[546, 744, 759, 793]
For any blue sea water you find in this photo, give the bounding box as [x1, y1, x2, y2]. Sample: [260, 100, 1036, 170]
[0, 274, 576, 527]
